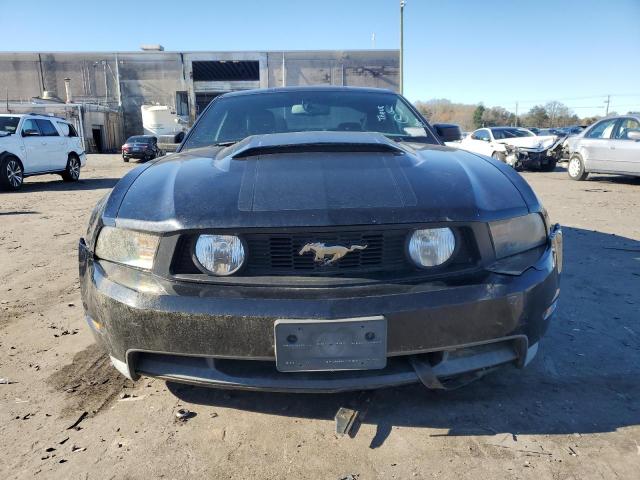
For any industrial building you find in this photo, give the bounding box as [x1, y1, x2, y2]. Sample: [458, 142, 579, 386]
[0, 49, 399, 151]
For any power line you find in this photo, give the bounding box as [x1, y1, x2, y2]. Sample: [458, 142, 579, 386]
[511, 93, 640, 104]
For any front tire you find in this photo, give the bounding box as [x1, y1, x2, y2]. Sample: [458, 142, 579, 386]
[567, 154, 588, 181]
[61, 155, 81, 182]
[0, 156, 24, 191]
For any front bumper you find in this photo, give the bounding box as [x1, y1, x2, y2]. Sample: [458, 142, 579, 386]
[504, 149, 555, 169]
[122, 151, 150, 159]
[79, 229, 561, 392]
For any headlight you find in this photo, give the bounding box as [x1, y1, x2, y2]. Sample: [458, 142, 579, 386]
[489, 214, 546, 259]
[95, 227, 160, 270]
[408, 228, 456, 267]
[194, 235, 245, 276]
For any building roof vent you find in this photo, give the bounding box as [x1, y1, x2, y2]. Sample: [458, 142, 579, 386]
[140, 44, 164, 51]
[32, 91, 64, 103]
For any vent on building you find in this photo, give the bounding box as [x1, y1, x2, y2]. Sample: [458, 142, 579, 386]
[141, 44, 164, 51]
[192, 61, 259, 82]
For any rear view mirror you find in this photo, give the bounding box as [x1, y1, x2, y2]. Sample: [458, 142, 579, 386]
[627, 130, 640, 141]
[291, 102, 330, 116]
[22, 129, 39, 137]
[433, 123, 462, 142]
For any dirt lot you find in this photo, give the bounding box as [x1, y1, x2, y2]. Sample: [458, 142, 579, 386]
[1, 154, 639, 479]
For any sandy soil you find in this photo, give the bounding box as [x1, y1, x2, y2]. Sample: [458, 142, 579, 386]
[1, 155, 639, 479]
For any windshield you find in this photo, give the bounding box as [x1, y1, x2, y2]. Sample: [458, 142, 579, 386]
[0, 116, 20, 135]
[182, 90, 437, 150]
[126, 136, 152, 144]
[491, 128, 534, 139]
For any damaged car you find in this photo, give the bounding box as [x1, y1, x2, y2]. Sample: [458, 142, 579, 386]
[459, 127, 564, 171]
[79, 87, 562, 392]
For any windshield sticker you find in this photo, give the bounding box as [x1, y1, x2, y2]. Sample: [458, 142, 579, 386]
[376, 105, 387, 122]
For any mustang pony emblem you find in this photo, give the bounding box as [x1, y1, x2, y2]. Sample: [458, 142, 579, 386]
[299, 242, 367, 265]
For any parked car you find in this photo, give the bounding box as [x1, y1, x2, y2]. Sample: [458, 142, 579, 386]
[0, 113, 86, 191]
[565, 114, 640, 180]
[80, 87, 562, 392]
[562, 125, 586, 136]
[459, 127, 563, 171]
[538, 128, 566, 137]
[121, 135, 162, 162]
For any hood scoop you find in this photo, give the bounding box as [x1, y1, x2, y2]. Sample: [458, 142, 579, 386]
[229, 131, 404, 159]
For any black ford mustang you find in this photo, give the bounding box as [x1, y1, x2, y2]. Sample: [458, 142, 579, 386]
[79, 87, 562, 392]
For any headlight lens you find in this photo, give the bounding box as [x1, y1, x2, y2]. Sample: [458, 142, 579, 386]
[489, 214, 547, 259]
[194, 234, 245, 276]
[408, 228, 456, 267]
[95, 227, 160, 270]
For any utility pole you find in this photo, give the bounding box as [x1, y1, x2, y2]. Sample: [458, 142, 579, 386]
[604, 94, 610, 116]
[371, 33, 376, 49]
[399, 0, 405, 95]
[515, 101, 519, 126]
[281, 52, 286, 87]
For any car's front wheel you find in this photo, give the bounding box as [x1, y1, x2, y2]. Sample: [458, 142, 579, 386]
[61, 155, 81, 182]
[0, 156, 24, 191]
[567, 154, 588, 181]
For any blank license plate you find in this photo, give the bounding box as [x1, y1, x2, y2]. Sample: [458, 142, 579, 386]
[274, 317, 387, 372]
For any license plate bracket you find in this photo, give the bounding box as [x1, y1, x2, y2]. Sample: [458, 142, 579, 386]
[274, 316, 387, 372]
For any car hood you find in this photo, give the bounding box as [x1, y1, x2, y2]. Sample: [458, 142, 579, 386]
[111, 132, 536, 231]
[495, 135, 557, 150]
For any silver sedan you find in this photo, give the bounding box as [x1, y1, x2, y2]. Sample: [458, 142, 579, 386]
[566, 114, 640, 180]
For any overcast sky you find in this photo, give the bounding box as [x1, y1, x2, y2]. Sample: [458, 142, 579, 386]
[1, 0, 639, 116]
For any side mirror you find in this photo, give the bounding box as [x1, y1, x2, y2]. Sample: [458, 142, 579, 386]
[627, 130, 640, 141]
[433, 123, 462, 142]
[22, 129, 39, 137]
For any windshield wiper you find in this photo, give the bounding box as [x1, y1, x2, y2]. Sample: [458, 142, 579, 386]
[213, 141, 239, 147]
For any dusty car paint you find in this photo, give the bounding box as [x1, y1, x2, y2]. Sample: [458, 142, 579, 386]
[80, 87, 561, 392]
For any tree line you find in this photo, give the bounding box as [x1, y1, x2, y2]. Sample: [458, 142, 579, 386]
[414, 99, 603, 131]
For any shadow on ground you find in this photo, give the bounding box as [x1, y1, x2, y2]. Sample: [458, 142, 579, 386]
[16, 177, 120, 192]
[167, 226, 640, 445]
[553, 165, 640, 185]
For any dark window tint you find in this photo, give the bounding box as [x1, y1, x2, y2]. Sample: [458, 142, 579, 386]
[183, 90, 435, 150]
[35, 119, 59, 136]
[0, 116, 20, 134]
[126, 136, 153, 144]
[491, 128, 533, 139]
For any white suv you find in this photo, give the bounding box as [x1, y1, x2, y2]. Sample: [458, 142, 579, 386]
[0, 113, 87, 191]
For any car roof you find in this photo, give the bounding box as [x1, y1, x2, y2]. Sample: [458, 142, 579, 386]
[220, 86, 397, 98]
[0, 113, 68, 121]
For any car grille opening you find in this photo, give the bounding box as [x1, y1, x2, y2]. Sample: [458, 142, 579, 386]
[171, 227, 479, 280]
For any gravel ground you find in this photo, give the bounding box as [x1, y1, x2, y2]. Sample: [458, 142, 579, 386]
[1, 154, 639, 479]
